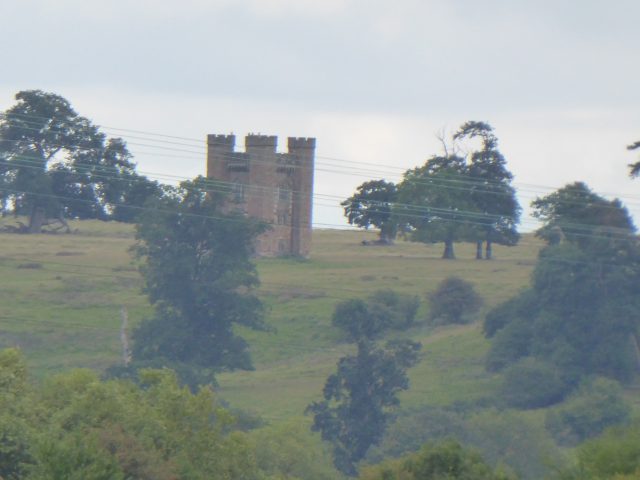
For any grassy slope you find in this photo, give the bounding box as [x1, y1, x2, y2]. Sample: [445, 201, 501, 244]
[0, 219, 541, 419]
[218, 230, 540, 420]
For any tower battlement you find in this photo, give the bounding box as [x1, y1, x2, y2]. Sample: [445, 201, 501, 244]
[206, 133, 315, 257]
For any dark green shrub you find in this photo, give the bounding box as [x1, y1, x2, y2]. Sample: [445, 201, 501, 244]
[370, 289, 420, 329]
[485, 319, 532, 372]
[546, 377, 631, 446]
[501, 358, 571, 409]
[332, 290, 421, 341]
[428, 277, 483, 325]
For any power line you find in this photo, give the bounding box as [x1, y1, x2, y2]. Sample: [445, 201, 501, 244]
[3, 112, 640, 203]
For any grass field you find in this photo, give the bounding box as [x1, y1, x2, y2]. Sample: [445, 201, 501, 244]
[0, 219, 544, 419]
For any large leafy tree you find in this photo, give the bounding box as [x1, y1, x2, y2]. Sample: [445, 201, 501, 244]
[307, 340, 421, 476]
[130, 177, 267, 386]
[0, 90, 157, 232]
[396, 154, 478, 259]
[485, 184, 640, 401]
[342, 180, 398, 244]
[531, 182, 634, 248]
[453, 121, 520, 259]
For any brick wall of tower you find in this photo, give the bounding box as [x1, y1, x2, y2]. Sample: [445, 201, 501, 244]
[206, 133, 315, 257]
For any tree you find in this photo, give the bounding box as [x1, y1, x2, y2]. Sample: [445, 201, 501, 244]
[553, 422, 640, 480]
[453, 121, 520, 259]
[427, 277, 483, 325]
[485, 184, 640, 398]
[332, 290, 419, 341]
[0, 90, 157, 232]
[531, 182, 634, 248]
[397, 155, 478, 259]
[359, 440, 516, 480]
[129, 176, 267, 385]
[546, 377, 631, 446]
[342, 180, 398, 244]
[628, 140, 640, 177]
[307, 340, 421, 476]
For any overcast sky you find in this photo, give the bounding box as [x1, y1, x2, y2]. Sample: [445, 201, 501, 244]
[1, 0, 639, 230]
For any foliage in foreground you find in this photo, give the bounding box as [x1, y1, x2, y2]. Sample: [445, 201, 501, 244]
[553, 422, 640, 479]
[367, 407, 559, 480]
[360, 440, 516, 480]
[0, 348, 344, 480]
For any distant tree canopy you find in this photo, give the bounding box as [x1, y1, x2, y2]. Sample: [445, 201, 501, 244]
[532, 182, 635, 247]
[126, 177, 268, 386]
[485, 183, 640, 404]
[342, 180, 399, 244]
[0, 90, 159, 232]
[628, 140, 640, 178]
[395, 122, 520, 259]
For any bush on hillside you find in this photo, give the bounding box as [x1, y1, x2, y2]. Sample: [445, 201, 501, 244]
[501, 358, 571, 409]
[428, 277, 483, 325]
[332, 290, 420, 341]
[545, 377, 631, 446]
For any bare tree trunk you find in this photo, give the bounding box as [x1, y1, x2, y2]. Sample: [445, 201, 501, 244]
[485, 240, 493, 260]
[442, 238, 455, 259]
[28, 206, 46, 233]
[475, 241, 483, 260]
[120, 306, 131, 366]
[630, 333, 640, 373]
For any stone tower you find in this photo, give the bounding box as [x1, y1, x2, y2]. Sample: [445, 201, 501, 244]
[206, 134, 315, 257]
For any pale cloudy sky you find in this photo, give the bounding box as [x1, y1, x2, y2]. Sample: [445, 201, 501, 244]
[1, 0, 639, 229]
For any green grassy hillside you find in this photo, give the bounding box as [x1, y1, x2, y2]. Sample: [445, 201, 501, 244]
[0, 220, 542, 418]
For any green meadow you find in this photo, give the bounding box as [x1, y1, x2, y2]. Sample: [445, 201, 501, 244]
[0, 219, 546, 419]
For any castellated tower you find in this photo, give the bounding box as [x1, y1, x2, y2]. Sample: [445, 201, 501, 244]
[206, 134, 315, 257]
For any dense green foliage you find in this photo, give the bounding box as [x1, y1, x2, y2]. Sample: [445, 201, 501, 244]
[485, 183, 640, 400]
[453, 121, 520, 259]
[397, 154, 476, 259]
[0, 349, 263, 479]
[553, 422, 640, 479]
[545, 377, 631, 446]
[126, 177, 267, 385]
[0, 90, 158, 231]
[368, 407, 559, 480]
[396, 122, 519, 259]
[332, 289, 419, 341]
[360, 440, 516, 480]
[342, 180, 399, 244]
[307, 340, 421, 476]
[500, 358, 571, 409]
[427, 276, 483, 325]
[531, 182, 634, 246]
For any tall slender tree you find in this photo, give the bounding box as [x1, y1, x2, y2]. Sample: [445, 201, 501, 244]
[453, 121, 520, 259]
